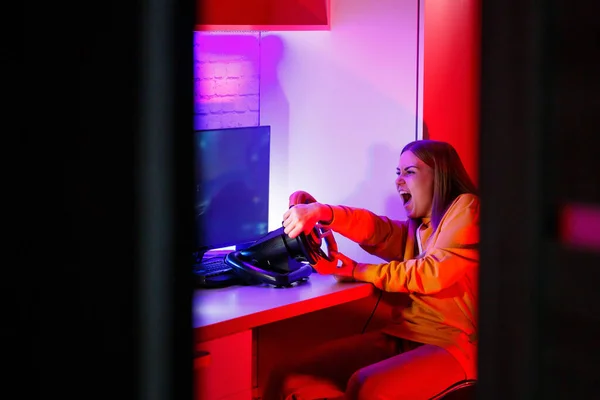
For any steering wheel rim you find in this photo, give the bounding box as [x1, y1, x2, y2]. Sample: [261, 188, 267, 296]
[289, 191, 339, 275]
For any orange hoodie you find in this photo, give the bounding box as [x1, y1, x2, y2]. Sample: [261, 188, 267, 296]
[326, 193, 479, 379]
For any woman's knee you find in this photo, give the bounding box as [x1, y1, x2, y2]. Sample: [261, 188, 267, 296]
[264, 361, 346, 400]
[263, 362, 295, 400]
[344, 345, 468, 400]
[345, 367, 387, 400]
[264, 361, 321, 400]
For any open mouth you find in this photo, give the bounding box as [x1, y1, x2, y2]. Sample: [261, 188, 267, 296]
[400, 192, 412, 205]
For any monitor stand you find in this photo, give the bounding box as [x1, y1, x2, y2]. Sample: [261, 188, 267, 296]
[192, 249, 226, 265]
[193, 239, 258, 262]
[234, 241, 254, 251]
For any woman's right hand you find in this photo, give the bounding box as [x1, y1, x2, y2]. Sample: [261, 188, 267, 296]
[288, 190, 318, 207]
[283, 203, 327, 239]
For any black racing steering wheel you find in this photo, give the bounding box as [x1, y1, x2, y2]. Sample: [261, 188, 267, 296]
[288, 191, 339, 275]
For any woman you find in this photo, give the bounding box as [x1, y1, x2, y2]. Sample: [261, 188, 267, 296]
[263, 140, 480, 400]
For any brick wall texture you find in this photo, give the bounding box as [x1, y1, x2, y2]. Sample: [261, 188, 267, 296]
[194, 32, 261, 130]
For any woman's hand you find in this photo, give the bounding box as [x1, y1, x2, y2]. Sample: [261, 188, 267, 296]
[288, 190, 318, 208]
[331, 251, 358, 282]
[282, 203, 325, 239]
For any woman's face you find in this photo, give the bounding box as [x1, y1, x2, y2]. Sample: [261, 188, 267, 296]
[395, 150, 434, 219]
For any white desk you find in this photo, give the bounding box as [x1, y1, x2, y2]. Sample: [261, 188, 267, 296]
[193, 274, 375, 400]
[193, 274, 374, 342]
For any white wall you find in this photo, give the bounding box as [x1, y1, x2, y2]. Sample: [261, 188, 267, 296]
[260, 0, 420, 263]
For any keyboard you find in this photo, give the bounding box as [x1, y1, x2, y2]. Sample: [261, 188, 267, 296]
[193, 255, 241, 288]
[194, 256, 232, 276]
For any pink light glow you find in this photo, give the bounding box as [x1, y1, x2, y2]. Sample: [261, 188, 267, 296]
[561, 203, 600, 251]
[193, 32, 261, 130]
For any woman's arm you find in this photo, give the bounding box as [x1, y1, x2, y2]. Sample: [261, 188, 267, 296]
[283, 195, 409, 262]
[326, 205, 409, 262]
[352, 195, 479, 294]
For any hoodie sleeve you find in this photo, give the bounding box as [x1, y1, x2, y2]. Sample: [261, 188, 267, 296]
[327, 205, 409, 262]
[352, 195, 479, 294]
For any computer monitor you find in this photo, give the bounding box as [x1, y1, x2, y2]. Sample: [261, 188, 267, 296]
[193, 125, 271, 256]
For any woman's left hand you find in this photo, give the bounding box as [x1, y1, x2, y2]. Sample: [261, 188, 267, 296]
[330, 251, 358, 282]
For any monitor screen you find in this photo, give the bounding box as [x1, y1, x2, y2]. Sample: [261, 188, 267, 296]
[193, 125, 270, 252]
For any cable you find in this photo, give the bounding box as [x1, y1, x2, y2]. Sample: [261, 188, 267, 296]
[361, 290, 383, 334]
